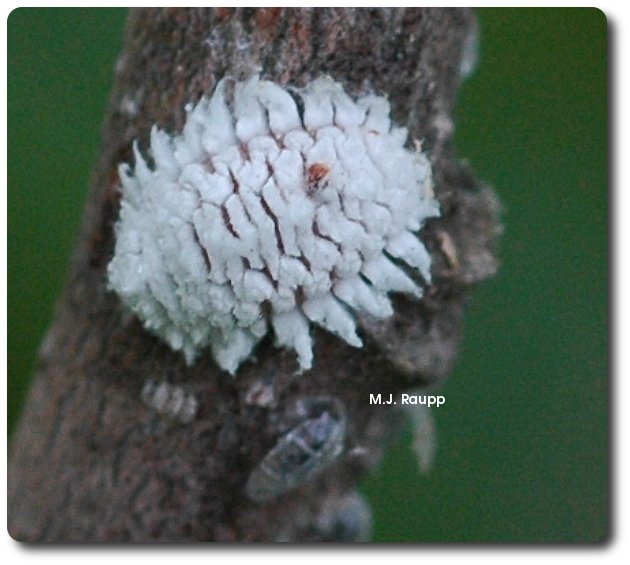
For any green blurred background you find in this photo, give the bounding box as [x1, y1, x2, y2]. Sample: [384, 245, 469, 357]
[8, 8, 607, 542]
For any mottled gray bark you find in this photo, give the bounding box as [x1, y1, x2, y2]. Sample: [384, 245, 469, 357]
[8, 8, 499, 542]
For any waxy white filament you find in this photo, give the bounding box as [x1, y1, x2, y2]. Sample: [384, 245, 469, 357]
[108, 75, 439, 374]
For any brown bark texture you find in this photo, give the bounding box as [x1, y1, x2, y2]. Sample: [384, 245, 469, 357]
[8, 7, 500, 542]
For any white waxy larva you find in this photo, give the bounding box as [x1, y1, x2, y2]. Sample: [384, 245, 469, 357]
[108, 74, 439, 374]
[141, 379, 198, 424]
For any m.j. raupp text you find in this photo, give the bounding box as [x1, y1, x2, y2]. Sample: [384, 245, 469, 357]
[369, 394, 446, 406]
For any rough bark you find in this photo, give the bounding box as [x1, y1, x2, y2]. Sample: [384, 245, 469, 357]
[8, 8, 500, 542]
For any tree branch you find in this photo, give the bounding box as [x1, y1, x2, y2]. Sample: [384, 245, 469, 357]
[8, 7, 499, 542]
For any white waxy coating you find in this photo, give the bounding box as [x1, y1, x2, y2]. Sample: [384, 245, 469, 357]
[108, 75, 439, 374]
[141, 379, 198, 424]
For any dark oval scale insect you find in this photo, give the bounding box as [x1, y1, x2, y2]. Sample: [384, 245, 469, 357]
[245, 398, 346, 503]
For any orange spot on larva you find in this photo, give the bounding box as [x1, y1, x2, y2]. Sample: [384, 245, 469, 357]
[307, 163, 330, 187]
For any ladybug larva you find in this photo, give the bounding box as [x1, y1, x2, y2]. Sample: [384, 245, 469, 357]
[245, 397, 346, 503]
[107, 74, 438, 375]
